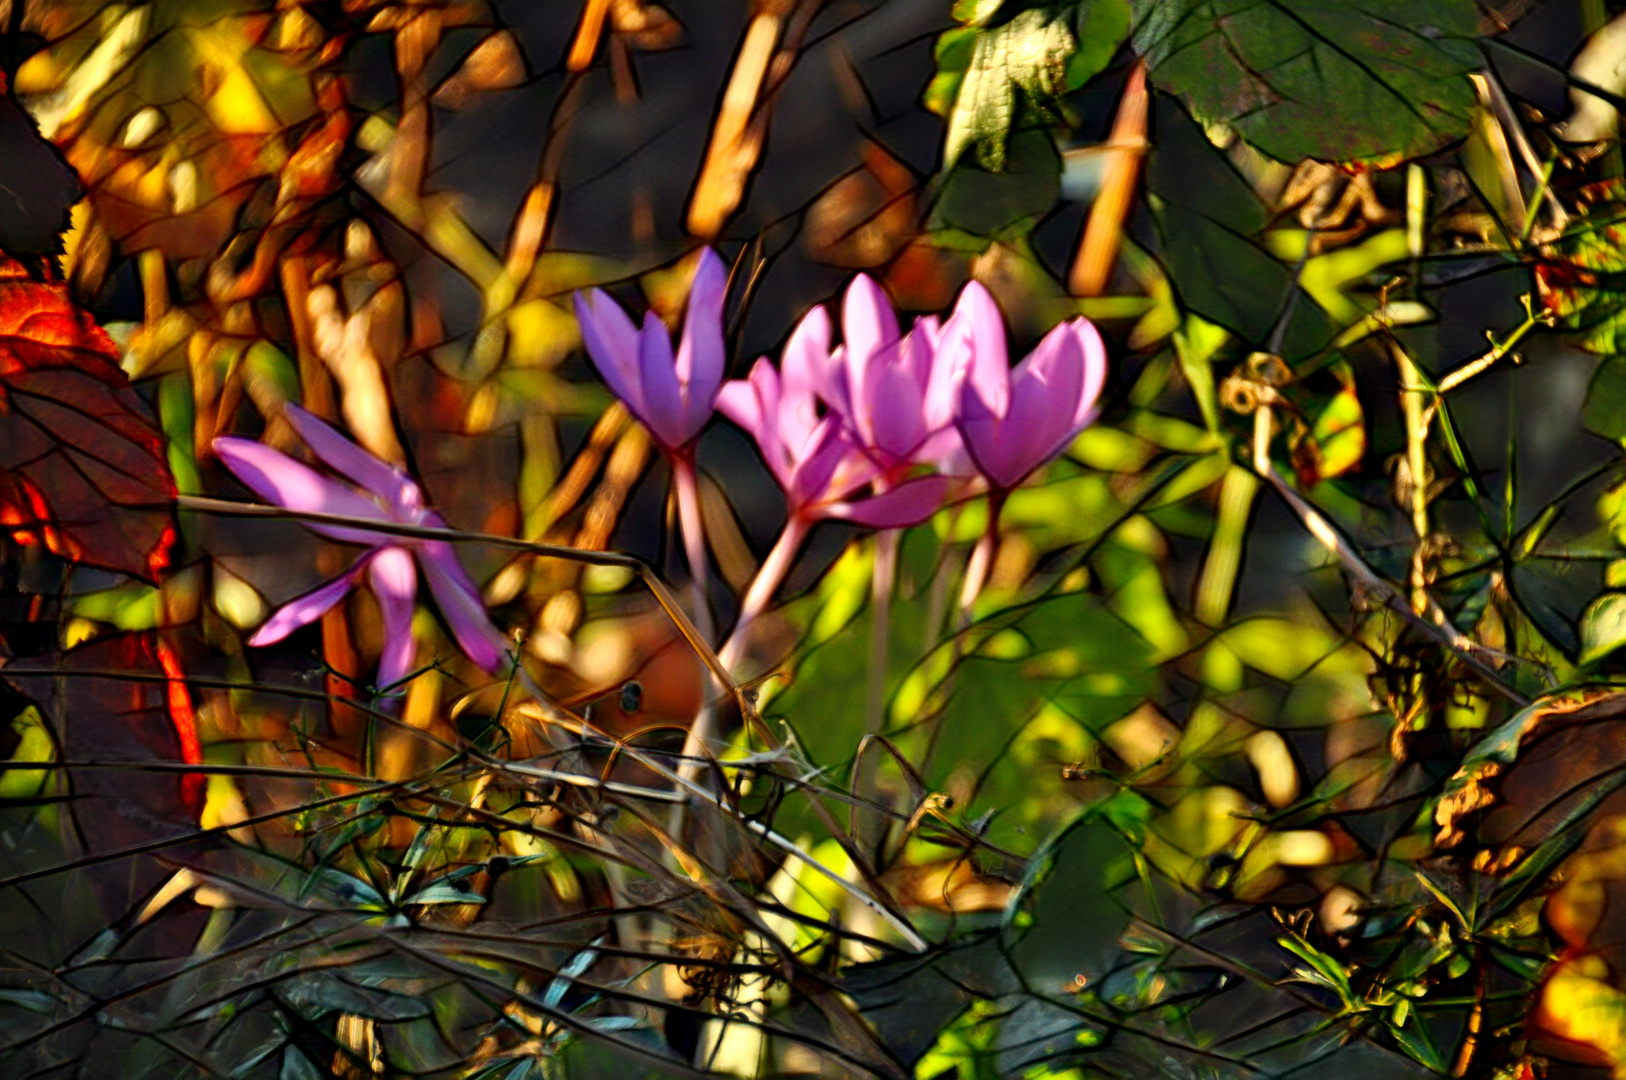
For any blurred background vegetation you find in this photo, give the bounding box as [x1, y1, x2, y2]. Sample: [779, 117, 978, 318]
[6, 1, 1626, 1078]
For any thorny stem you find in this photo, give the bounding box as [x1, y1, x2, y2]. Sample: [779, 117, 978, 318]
[1243, 413, 1529, 707]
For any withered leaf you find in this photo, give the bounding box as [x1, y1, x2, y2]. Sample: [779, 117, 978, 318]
[0, 256, 173, 579]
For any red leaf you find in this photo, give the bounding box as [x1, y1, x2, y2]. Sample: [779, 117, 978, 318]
[0, 256, 174, 578]
[2, 632, 204, 912]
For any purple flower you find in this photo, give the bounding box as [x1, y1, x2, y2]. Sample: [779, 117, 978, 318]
[806, 273, 963, 473]
[573, 248, 728, 453]
[945, 281, 1107, 492]
[717, 305, 949, 527]
[213, 405, 512, 690]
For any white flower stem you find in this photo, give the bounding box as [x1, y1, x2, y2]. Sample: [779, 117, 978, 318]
[864, 528, 900, 735]
[671, 454, 716, 645]
[720, 514, 810, 671]
[957, 492, 1004, 621]
[675, 514, 809, 787]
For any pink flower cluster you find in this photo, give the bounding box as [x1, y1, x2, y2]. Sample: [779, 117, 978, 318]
[575, 252, 1109, 527]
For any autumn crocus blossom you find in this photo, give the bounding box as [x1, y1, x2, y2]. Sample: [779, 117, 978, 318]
[213, 405, 512, 692]
[573, 248, 727, 453]
[810, 274, 962, 473]
[946, 281, 1107, 492]
[718, 305, 950, 530]
[712, 305, 950, 654]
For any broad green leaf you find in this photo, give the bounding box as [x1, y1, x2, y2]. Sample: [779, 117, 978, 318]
[1130, 0, 1484, 163]
[933, 126, 1063, 238]
[1145, 94, 1338, 358]
[70, 583, 161, 630]
[0, 707, 53, 800]
[1300, 369, 1366, 484]
[1067, 1, 1133, 92]
[1010, 815, 1139, 992]
[1580, 592, 1626, 665]
[943, 9, 1076, 171]
[1586, 353, 1626, 442]
[953, 0, 1009, 24]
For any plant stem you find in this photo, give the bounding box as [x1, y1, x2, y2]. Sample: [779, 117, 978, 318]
[674, 514, 809, 794]
[864, 529, 899, 736]
[1393, 344, 1433, 613]
[671, 454, 716, 646]
[720, 515, 810, 671]
[957, 493, 1004, 622]
[1194, 466, 1259, 627]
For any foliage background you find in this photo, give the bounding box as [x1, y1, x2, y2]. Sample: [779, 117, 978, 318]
[3, 1, 1626, 1078]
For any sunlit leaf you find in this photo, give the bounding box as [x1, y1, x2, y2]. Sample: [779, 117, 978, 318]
[1130, 0, 1486, 163]
[0, 257, 173, 578]
[1581, 594, 1626, 666]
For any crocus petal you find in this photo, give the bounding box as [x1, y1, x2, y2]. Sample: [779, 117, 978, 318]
[369, 545, 418, 693]
[945, 281, 1010, 415]
[636, 310, 690, 448]
[914, 424, 969, 474]
[841, 273, 900, 397]
[786, 416, 862, 511]
[1007, 322, 1085, 475]
[247, 556, 371, 646]
[213, 436, 393, 545]
[574, 288, 645, 416]
[955, 372, 1025, 490]
[675, 247, 727, 394]
[417, 539, 512, 674]
[861, 347, 928, 463]
[284, 404, 420, 514]
[779, 305, 833, 447]
[718, 359, 797, 487]
[716, 361, 774, 444]
[1071, 319, 1108, 431]
[822, 475, 951, 528]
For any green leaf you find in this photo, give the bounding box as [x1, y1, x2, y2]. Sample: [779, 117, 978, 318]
[1586, 354, 1626, 442]
[1066, 0, 1131, 91]
[924, 26, 980, 118]
[934, 126, 1063, 240]
[953, 0, 1008, 24]
[1580, 592, 1626, 665]
[943, 9, 1076, 171]
[70, 583, 161, 630]
[401, 881, 486, 905]
[544, 937, 604, 1011]
[1010, 815, 1139, 992]
[0, 707, 55, 800]
[1129, 0, 1484, 163]
[1145, 94, 1338, 358]
[1544, 184, 1626, 358]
